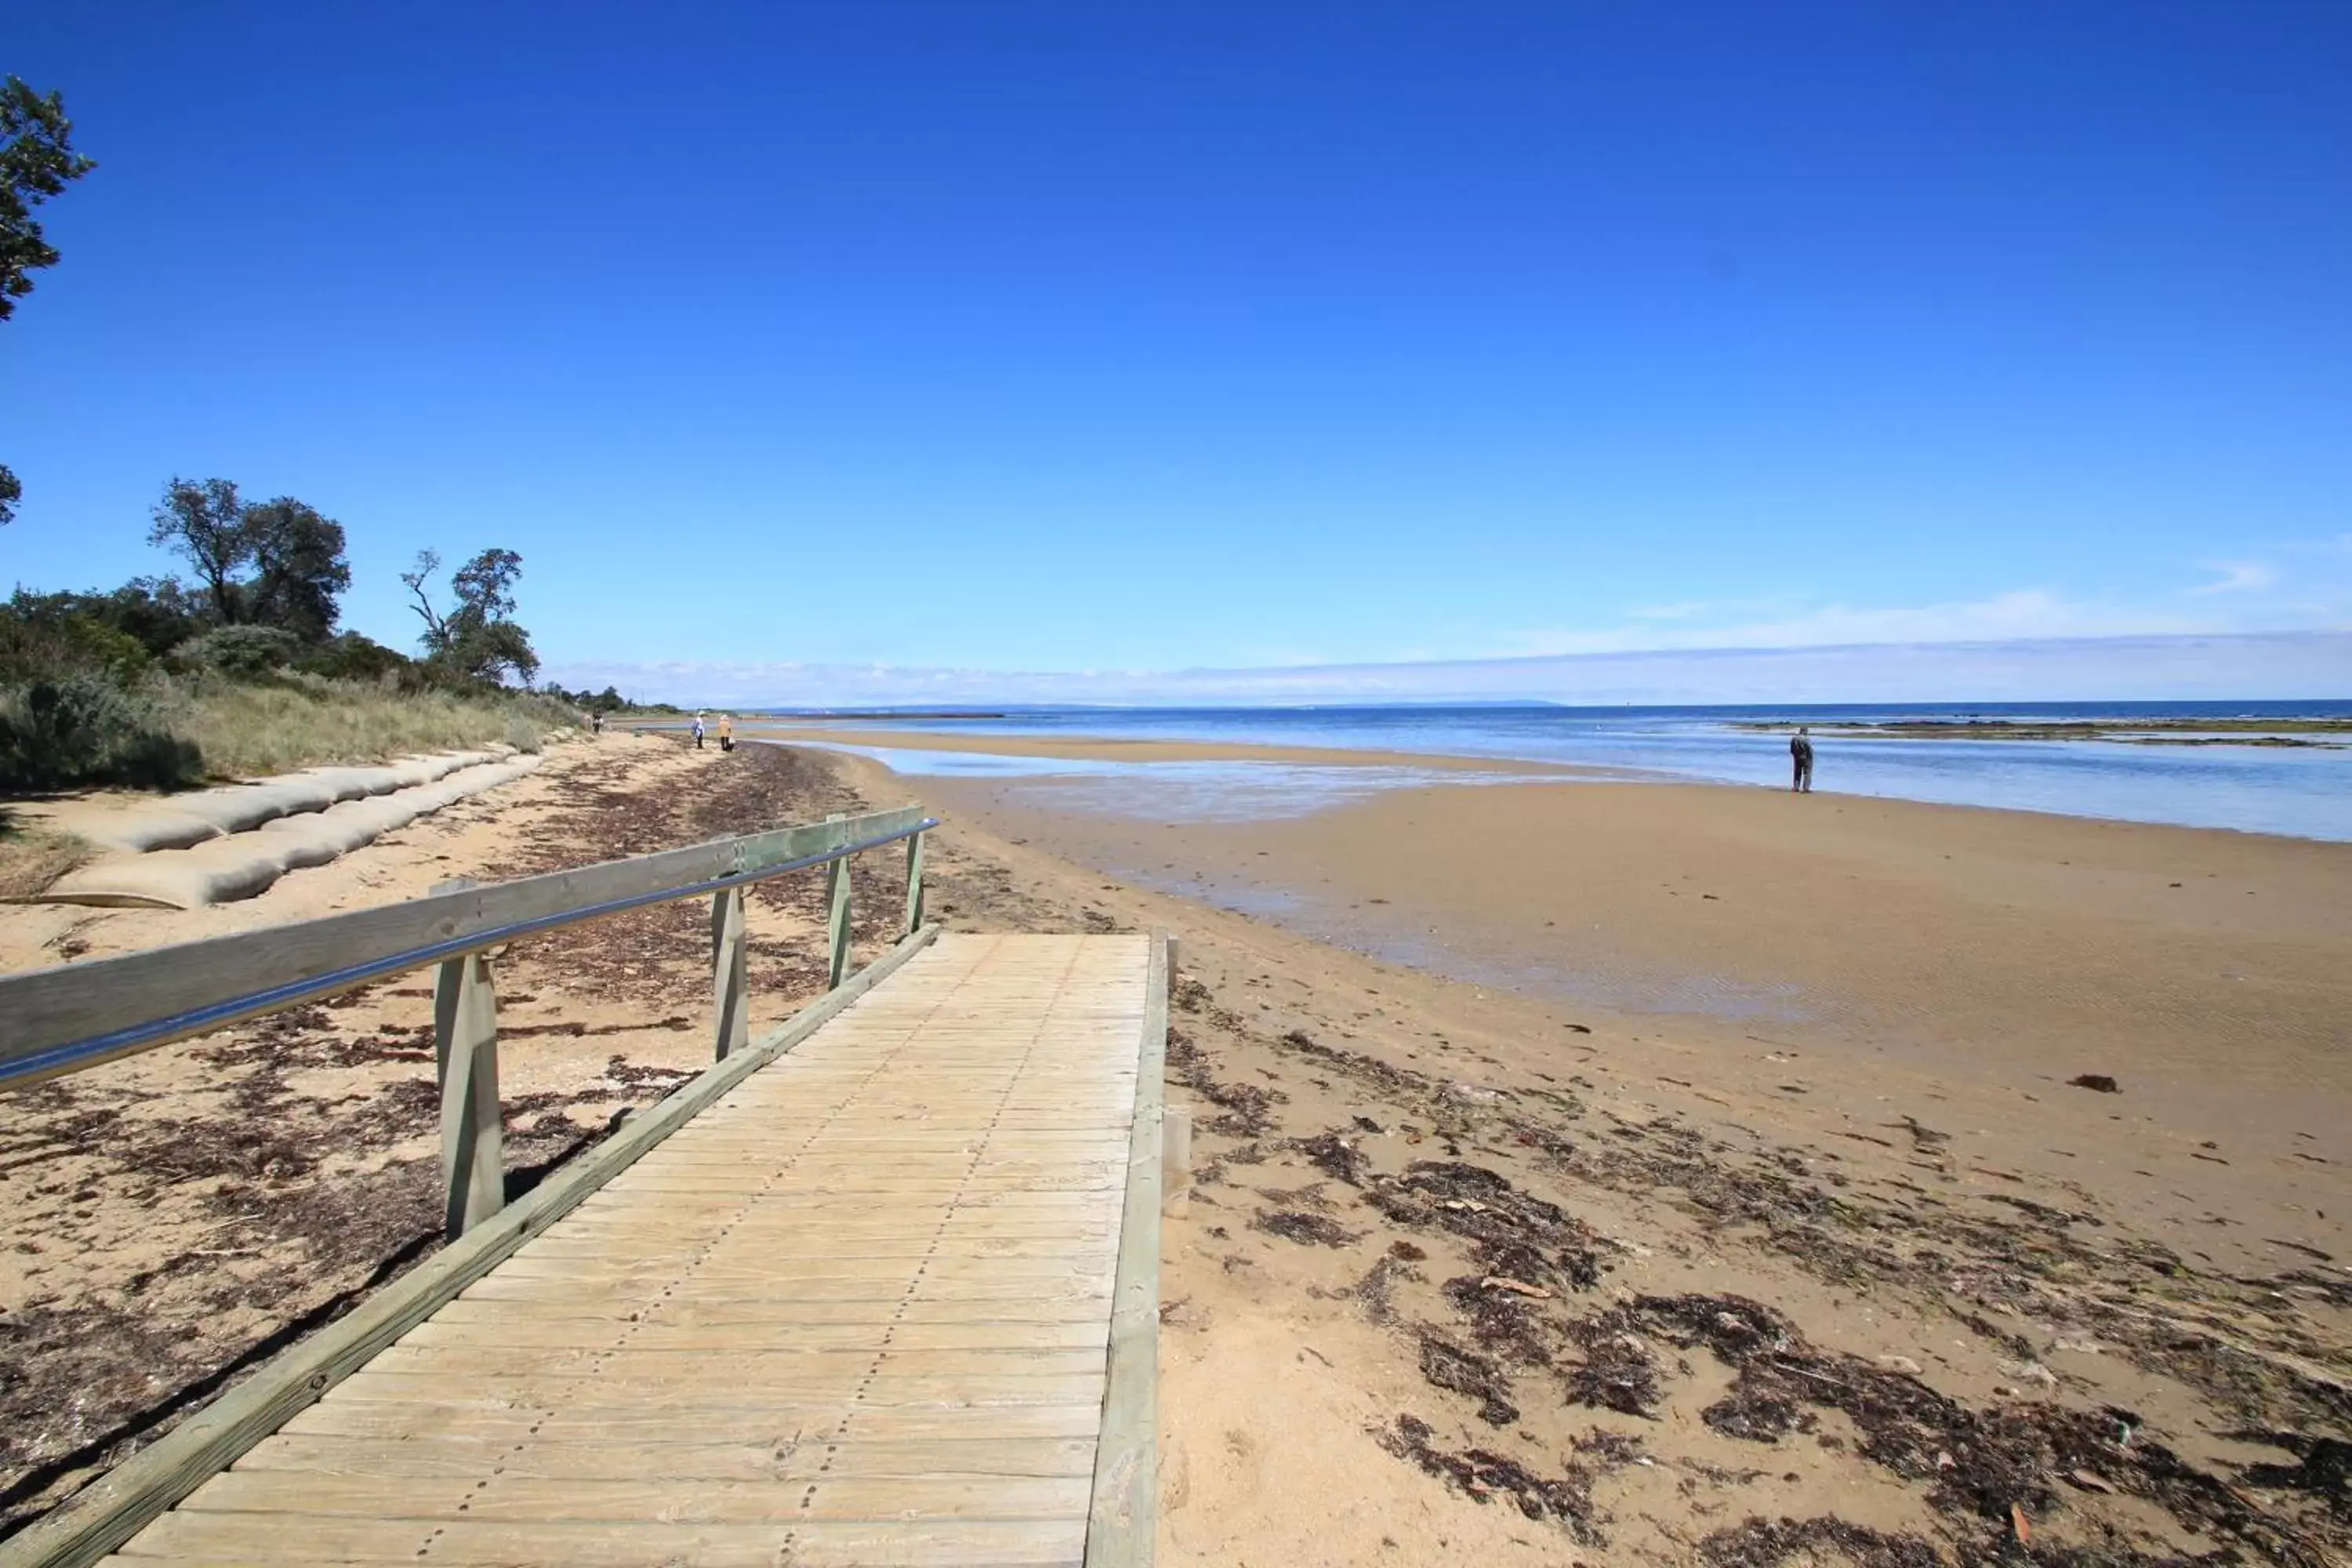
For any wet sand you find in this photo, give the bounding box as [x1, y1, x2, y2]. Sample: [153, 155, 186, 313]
[920, 765, 2352, 1273]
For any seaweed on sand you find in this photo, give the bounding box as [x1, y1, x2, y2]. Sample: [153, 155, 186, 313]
[1559, 1294, 2336, 1566]
[1697, 1516, 1944, 1568]
[1367, 1160, 1605, 1293]
[1251, 1209, 1359, 1247]
[1167, 1025, 1281, 1137]
[1380, 1414, 1604, 1543]
[1419, 1334, 1522, 1425]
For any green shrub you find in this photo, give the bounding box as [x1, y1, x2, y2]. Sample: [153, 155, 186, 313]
[177, 625, 303, 677]
[58, 615, 153, 682]
[0, 677, 205, 791]
[296, 631, 415, 684]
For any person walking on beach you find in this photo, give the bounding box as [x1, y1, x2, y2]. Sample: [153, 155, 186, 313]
[692, 712, 706, 750]
[717, 713, 735, 753]
[1791, 726, 1815, 793]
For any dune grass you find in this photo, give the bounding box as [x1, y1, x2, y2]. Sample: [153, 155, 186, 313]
[0, 813, 93, 899]
[169, 674, 575, 780]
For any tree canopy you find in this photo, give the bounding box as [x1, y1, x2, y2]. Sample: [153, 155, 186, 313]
[145, 477, 352, 638]
[0, 75, 93, 323]
[1, 74, 96, 527]
[148, 477, 253, 624]
[403, 547, 539, 686]
[244, 498, 352, 641]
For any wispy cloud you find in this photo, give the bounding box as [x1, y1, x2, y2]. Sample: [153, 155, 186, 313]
[1501, 589, 2211, 658]
[547, 630, 2352, 708]
[545, 542, 2352, 708]
[2190, 561, 2280, 595]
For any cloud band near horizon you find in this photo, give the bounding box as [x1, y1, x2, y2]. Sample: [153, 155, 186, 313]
[544, 630, 2352, 710]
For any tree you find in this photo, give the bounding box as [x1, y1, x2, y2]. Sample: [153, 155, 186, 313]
[242, 497, 350, 641]
[2, 76, 95, 322]
[147, 477, 251, 623]
[402, 546, 539, 685]
[1, 76, 97, 526]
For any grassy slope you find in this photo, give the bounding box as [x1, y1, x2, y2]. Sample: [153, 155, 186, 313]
[172, 677, 575, 780]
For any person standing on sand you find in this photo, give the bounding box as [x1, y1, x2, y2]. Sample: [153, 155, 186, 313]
[718, 713, 735, 753]
[692, 712, 706, 750]
[1791, 726, 1815, 793]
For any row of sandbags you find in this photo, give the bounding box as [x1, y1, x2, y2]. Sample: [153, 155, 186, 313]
[34, 755, 546, 909]
[43, 746, 523, 855]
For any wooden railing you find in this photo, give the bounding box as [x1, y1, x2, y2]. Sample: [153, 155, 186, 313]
[0, 804, 938, 1240]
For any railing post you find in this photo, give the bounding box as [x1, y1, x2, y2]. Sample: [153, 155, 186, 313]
[903, 829, 926, 936]
[710, 884, 750, 1061]
[433, 949, 503, 1240]
[825, 813, 854, 989]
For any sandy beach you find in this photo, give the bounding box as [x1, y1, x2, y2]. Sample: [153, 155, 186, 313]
[870, 739, 2352, 1564]
[5, 734, 2348, 1563]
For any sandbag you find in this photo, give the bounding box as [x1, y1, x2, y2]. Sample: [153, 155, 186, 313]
[33, 753, 546, 909]
[40, 835, 296, 909]
[41, 749, 504, 853]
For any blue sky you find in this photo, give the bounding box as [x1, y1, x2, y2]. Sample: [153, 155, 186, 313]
[5, 2, 2349, 702]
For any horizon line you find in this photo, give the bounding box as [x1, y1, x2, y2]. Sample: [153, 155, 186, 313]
[542, 627, 2352, 708]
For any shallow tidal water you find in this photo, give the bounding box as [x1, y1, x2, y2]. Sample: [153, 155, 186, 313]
[775, 699, 2352, 840]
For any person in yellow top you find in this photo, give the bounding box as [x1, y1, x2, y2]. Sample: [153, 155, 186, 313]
[717, 713, 735, 753]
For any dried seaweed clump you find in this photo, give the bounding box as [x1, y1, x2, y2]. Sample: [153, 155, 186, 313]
[1697, 1515, 1944, 1568]
[1166, 1025, 1281, 1137]
[1251, 1209, 1359, 1248]
[1559, 1294, 2335, 1565]
[1419, 1334, 1521, 1426]
[1368, 1160, 1603, 1293]
[1381, 1414, 1603, 1544]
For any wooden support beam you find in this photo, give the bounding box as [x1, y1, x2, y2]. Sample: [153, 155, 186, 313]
[434, 952, 503, 1241]
[904, 829, 926, 937]
[1084, 931, 1167, 1568]
[1161, 1104, 1192, 1218]
[709, 885, 750, 1062]
[825, 814, 854, 990]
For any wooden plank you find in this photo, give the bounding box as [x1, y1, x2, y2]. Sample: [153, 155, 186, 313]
[434, 1290, 1120, 1326]
[0, 805, 927, 1084]
[498, 1234, 1115, 1261]
[110, 1514, 1087, 1566]
[321, 1370, 1105, 1407]
[0, 925, 942, 1568]
[179, 1469, 1093, 1523]
[399, 1317, 1109, 1352]
[431, 1290, 1112, 1320]
[1083, 930, 1167, 1568]
[230, 1432, 1099, 1482]
[359, 1344, 1111, 1379]
[280, 1399, 1110, 1444]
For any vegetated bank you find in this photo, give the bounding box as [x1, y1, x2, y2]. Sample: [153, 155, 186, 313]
[0, 584, 573, 794]
[0, 474, 615, 794]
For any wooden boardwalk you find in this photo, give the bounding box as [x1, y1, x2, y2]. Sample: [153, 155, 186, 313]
[100, 933, 1157, 1568]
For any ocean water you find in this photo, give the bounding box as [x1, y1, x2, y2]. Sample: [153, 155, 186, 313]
[764, 700, 2352, 841]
